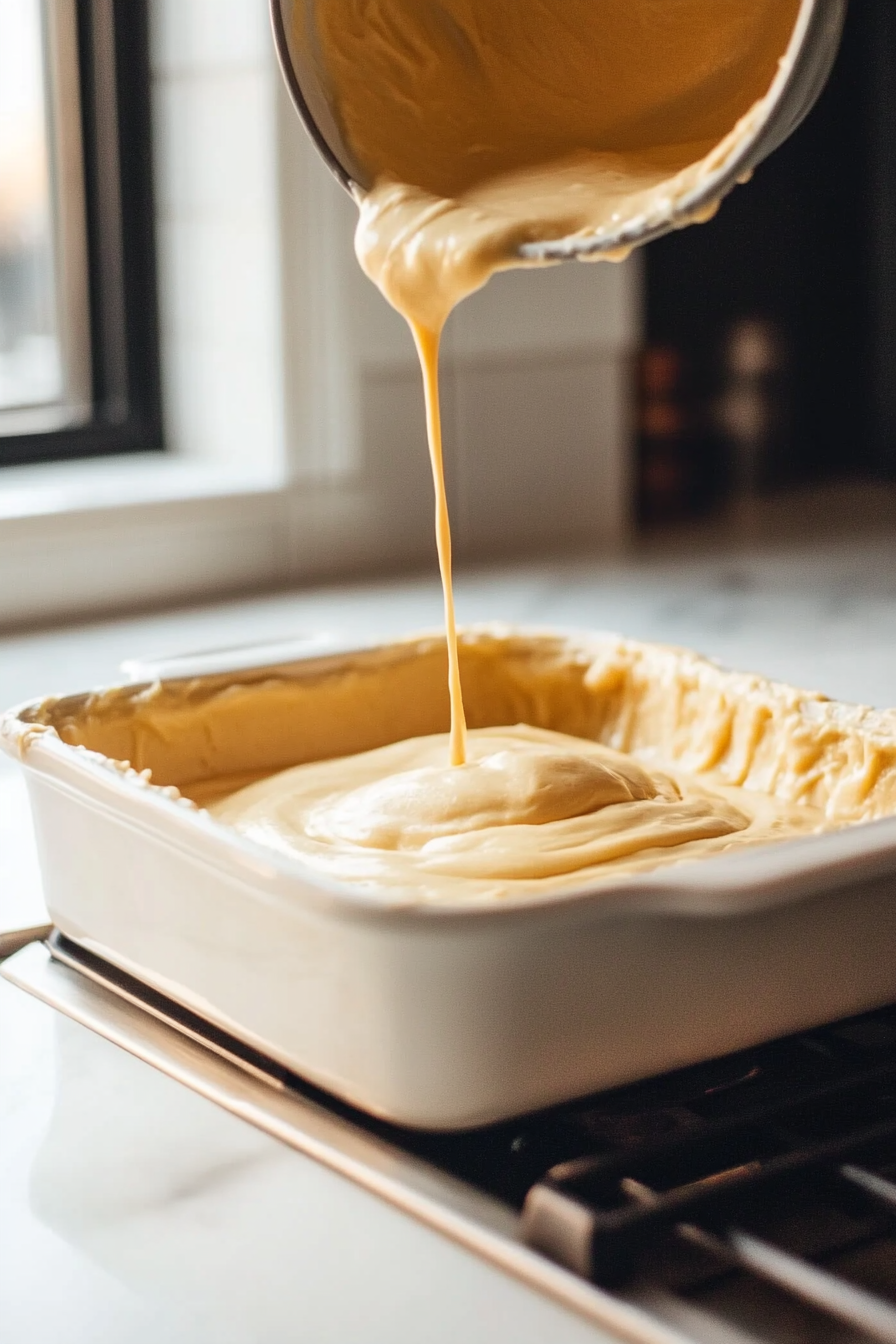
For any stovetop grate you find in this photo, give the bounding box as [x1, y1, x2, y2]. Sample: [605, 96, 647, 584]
[408, 970, 896, 1341]
[18, 933, 896, 1343]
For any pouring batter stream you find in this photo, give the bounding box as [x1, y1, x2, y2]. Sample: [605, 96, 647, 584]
[212, 0, 820, 895]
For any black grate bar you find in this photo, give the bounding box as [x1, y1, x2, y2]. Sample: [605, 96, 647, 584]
[542, 1067, 896, 1192]
[527, 1162, 896, 1337]
[842, 1164, 896, 1215]
[523, 1115, 896, 1287]
[684, 1224, 896, 1344]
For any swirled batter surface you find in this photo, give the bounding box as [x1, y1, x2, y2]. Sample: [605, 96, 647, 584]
[211, 723, 823, 900]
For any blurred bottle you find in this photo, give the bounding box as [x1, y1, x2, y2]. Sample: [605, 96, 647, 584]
[636, 345, 695, 526]
[715, 317, 791, 502]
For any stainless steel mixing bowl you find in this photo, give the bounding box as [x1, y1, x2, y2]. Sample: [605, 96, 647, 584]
[270, 0, 847, 259]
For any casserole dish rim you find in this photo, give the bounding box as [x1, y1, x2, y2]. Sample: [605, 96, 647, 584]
[5, 623, 896, 925]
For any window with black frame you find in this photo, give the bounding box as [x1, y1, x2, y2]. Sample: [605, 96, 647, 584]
[0, 0, 161, 468]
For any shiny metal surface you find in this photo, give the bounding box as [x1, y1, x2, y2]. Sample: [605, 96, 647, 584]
[269, 0, 847, 260]
[0, 923, 52, 961]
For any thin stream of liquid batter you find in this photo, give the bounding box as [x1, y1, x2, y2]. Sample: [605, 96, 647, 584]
[211, 1, 815, 895]
[413, 321, 467, 767]
[331, 0, 799, 769]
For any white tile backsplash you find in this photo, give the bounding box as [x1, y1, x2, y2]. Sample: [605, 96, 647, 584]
[157, 218, 280, 345]
[445, 258, 639, 360]
[152, 71, 277, 219]
[150, 0, 269, 75]
[359, 364, 442, 562]
[452, 351, 632, 556]
[161, 334, 282, 467]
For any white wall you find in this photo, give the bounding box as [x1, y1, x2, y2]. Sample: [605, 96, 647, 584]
[151, 1, 285, 473]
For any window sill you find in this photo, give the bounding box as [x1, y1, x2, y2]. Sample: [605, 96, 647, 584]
[0, 452, 284, 521]
[0, 453, 296, 628]
[0, 452, 438, 630]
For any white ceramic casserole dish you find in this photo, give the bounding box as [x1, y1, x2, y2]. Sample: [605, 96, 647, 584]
[5, 627, 896, 1130]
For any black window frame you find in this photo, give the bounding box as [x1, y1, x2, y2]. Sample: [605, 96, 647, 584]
[0, 0, 162, 469]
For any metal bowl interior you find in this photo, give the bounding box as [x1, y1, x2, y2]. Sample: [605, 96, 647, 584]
[269, 0, 847, 258]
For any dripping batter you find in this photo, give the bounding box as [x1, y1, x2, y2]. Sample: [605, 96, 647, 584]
[215, 0, 813, 894]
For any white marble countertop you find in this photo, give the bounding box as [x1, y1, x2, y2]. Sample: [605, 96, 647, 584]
[5, 520, 896, 1341]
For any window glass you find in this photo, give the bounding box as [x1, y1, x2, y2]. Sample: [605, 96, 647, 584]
[0, 0, 63, 412]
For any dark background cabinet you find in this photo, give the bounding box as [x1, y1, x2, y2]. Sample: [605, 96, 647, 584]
[643, 0, 896, 512]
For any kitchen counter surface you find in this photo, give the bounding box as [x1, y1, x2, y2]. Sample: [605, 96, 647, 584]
[5, 523, 896, 1342]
